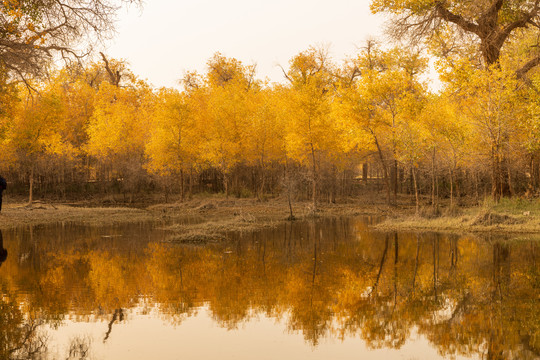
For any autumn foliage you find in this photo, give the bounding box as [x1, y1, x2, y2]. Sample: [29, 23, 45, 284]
[2, 2, 540, 207]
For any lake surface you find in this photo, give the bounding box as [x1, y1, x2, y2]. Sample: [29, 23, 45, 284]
[0, 217, 538, 359]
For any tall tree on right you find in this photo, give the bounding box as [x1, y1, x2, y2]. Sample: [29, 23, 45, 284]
[371, 0, 540, 78]
[371, 0, 540, 200]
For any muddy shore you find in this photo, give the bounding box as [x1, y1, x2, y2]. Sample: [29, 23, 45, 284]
[1, 195, 539, 241]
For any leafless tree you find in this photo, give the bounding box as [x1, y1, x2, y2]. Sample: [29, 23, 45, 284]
[0, 0, 141, 85]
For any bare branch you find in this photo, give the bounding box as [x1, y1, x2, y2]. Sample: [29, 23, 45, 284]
[0, 0, 142, 83]
[278, 64, 293, 84]
[516, 54, 540, 79]
[100, 52, 121, 86]
[435, 2, 480, 35]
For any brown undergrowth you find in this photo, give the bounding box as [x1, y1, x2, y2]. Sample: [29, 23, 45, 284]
[0, 194, 389, 231]
[376, 198, 540, 234]
[3, 194, 538, 239]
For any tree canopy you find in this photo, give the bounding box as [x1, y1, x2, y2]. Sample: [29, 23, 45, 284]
[0, 0, 140, 84]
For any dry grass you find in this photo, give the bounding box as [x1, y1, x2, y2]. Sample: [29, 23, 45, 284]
[0, 202, 154, 229]
[165, 217, 280, 244]
[0, 195, 388, 231]
[6, 194, 537, 238]
[376, 200, 540, 234]
[159, 196, 383, 243]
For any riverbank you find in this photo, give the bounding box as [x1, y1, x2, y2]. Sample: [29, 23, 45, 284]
[375, 198, 540, 234]
[0, 195, 387, 232]
[1, 195, 539, 239]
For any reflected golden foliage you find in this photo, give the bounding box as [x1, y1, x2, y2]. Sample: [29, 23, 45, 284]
[0, 220, 538, 358]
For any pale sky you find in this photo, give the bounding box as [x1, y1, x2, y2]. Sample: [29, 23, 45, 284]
[105, 0, 386, 88]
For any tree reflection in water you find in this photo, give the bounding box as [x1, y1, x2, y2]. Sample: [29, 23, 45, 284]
[0, 229, 7, 266]
[0, 229, 48, 359]
[0, 220, 538, 359]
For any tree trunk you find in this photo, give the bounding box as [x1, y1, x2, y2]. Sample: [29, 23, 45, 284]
[310, 143, 317, 210]
[393, 232, 399, 308]
[224, 172, 229, 199]
[392, 159, 398, 204]
[506, 161, 514, 197]
[180, 169, 184, 202]
[362, 163, 368, 183]
[331, 165, 336, 203]
[189, 166, 193, 199]
[491, 145, 502, 202]
[259, 158, 266, 201]
[529, 155, 535, 195]
[412, 165, 419, 215]
[373, 134, 392, 206]
[449, 168, 454, 209]
[433, 236, 439, 300]
[370, 234, 389, 296]
[455, 167, 461, 200]
[411, 235, 420, 293]
[285, 159, 295, 221]
[28, 165, 34, 206]
[431, 148, 436, 206]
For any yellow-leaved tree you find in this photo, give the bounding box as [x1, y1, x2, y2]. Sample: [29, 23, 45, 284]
[86, 68, 153, 200]
[243, 87, 286, 199]
[443, 60, 527, 200]
[4, 81, 72, 204]
[198, 53, 259, 197]
[145, 88, 200, 200]
[340, 43, 427, 206]
[281, 47, 338, 209]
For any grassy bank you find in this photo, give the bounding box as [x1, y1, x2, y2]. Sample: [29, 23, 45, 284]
[376, 197, 540, 234]
[0, 194, 386, 232]
[150, 195, 388, 243]
[0, 202, 155, 228]
[3, 194, 540, 239]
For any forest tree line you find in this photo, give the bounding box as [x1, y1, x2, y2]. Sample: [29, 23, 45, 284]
[2, 1, 540, 209]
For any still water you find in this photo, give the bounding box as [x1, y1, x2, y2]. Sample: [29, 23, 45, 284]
[0, 218, 538, 359]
